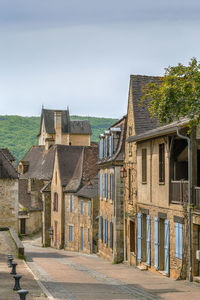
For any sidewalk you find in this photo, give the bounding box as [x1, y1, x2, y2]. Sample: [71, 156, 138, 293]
[0, 231, 46, 300]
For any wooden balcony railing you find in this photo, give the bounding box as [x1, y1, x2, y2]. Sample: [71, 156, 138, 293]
[170, 180, 188, 203]
[194, 187, 200, 209]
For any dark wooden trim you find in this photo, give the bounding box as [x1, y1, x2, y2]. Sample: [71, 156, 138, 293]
[158, 212, 167, 219]
[173, 216, 184, 224]
[140, 208, 149, 215]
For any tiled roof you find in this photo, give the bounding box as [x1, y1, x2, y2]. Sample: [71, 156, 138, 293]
[130, 75, 161, 135]
[0, 148, 16, 162]
[70, 120, 92, 135]
[0, 150, 18, 179]
[63, 146, 98, 193]
[19, 145, 56, 180]
[38, 109, 92, 135]
[76, 177, 98, 199]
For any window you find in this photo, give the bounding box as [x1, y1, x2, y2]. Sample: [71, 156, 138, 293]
[142, 149, 147, 183]
[104, 218, 108, 245]
[99, 139, 103, 159]
[159, 143, 165, 183]
[109, 173, 113, 200]
[109, 221, 113, 249]
[53, 193, 58, 211]
[69, 195, 73, 212]
[129, 127, 133, 156]
[99, 173, 103, 198]
[99, 216, 103, 240]
[88, 228, 90, 242]
[69, 226, 73, 242]
[88, 202, 91, 216]
[27, 178, 31, 193]
[128, 169, 132, 201]
[80, 201, 83, 215]
[130, 221, 135, 253]
[104, 173, 108, 199]
[175, 222, 182, 259]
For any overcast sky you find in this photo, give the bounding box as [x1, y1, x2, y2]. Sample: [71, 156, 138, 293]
[1, 0, 200, 118]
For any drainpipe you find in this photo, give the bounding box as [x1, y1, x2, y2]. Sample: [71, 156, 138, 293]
[176, 127, 192, 282]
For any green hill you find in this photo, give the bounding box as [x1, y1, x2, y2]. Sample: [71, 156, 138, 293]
[0, 115, 118, 163]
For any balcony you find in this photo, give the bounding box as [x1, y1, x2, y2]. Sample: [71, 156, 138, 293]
[170, 180, 188, 203]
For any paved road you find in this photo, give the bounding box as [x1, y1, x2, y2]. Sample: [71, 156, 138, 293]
[23, 239, 200, 300]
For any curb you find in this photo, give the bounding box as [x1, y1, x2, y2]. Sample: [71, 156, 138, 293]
[23, 260, 54, 300]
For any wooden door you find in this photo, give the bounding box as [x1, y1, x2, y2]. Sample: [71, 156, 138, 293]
[20, 219, 26, 234]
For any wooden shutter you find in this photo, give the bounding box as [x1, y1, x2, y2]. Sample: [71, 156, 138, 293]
[99, 216, 103, 240]
[175, 222, 179, 258]
[154, 217, 159, 270]
[159, 143, 165, 183]
[99, 173, 103, 198]
[164, 220, 169, 276]
[137, 213, 142, 262]
[109, 221, 113, 249]
[106, 219, 108, 245]
[70, 195, 73, 212]
[142, 149, 147, 183]
[88, 202, 91, 216]
[146, 215, 151, 267]
[104, 219, 106, 243]
[104, 173, 107, 198]
[81, 201, 83, 215]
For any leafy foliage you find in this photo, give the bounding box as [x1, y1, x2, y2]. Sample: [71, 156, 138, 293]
[0, 115, 118, 164]
[142, 58, 200, 128]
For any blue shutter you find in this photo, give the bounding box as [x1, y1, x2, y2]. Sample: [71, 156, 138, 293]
[81, 227, 84, 251]
[109, 221, 113, 248]
[104, 173, 107, 198]
[137, 213, 142, 262]
[99, 173, 103, 198]
[88, 202, 91, 216]
[108, 174, 110, 199]
[99, 216, 102, 240]
[109, 136, 112, 157]
[106, 219, 108, 245]
[154, 217, 159, 270]
[164, 220, 169, 276]
[175, 222, 179, 258]
[179, 223, 183, 259]
[70, 195, 73, 212]
[69, 226, 73, 242]
[104, 137, 107, 158]
[146, 215, 151, 266]
[110, 174, 113, 200]
[81, 201, 83, 215]
[111, 134, 114, 155]
[99, 139, 103, 159]
[104, 219, 106, 243]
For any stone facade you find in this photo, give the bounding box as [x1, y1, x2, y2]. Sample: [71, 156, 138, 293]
[0, 179, 18, 232]
[98, 116, 126, 263]
[65, 193, 98, 254]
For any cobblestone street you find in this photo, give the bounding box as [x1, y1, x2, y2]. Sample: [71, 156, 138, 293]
[23, 236, 200, 300]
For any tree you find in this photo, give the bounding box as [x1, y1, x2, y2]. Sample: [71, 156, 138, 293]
[142, 58, 200, 129]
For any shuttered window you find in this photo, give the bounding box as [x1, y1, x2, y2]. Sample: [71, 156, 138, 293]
[69, 195, 73, 212]
[175, 222, 182, 259]
[164, 220, 169, 276]
[104, 173, 108, 199]
[142, 149, 147, 183]
[137, 213, 142, 261]
[104, 218, 108, 245]
[109, 173, 113, 200]
[159, 143, 165, 183]
[69, 226, 73, 242]
[80, 201, 83, 215]
[146, 215, 151, 266]
[99, 173, 103, 198]
[109, 221, 113, 249]
[154, 217, 159, 270]
[53, 193, 58, 212]
[88, 202, 91, 217]
[99, 216, 103, 240]
[99, 139, 103, 159]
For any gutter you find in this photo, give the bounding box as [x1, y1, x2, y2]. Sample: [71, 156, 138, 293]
[176, 127, 192, 282]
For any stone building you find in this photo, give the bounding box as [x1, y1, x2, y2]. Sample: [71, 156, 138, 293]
[125, 76, 200, 280]
[49, 145, 98, 251]
[98, 116, 127, 263]
[0, 149, 18, 232]
[65, 178, 99, 254]
[38, 108, 92, 147]
[124, 75, 160, 265]
[18, 107, 93, 236]
[18, 145, 55, 235]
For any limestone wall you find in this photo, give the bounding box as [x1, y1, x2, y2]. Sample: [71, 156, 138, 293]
[0, 179, 18, 232]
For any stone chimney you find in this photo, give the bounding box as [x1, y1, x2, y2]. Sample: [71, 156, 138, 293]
[54, 110, 62, 144]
